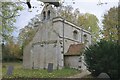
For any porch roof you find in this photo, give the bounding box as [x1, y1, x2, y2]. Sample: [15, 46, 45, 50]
[64, 43, 85, 56]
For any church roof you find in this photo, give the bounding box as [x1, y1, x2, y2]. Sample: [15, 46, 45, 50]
[64, 43, 85, 56]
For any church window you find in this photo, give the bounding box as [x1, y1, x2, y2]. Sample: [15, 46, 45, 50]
[73, 30, 78, 40]
[43, 11, 46, 20]
[47, 10, 50, 20]
[83, 34, 88, 43]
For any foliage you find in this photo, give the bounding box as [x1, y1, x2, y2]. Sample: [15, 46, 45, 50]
[18, 25, 37, 56]
[18, 26, 36, 46]
[78, 13, 99, 42]
[58, 5, 74, 22]
[2, 62, 79, 78]
[84, 40, 119, 79]
[58, 5, 100, 42]
[0, 2, 23, 62]
[0, 2, 23, 43]
[102, 7, 119, 42]
[17, 14, 41, 56]
[2, 37, 22, 62]
[119, 5, 120, 44]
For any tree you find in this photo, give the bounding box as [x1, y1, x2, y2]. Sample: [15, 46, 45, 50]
[84, 40, 119, 79]
[0, 2, 23, 44]
[18, 25, 37, 56]
[2, 36, 22, 62]
[58, 5, 74, 22]
[77, 13, 100, 42]
[102, 7, 119, 42]
[19, 26, 36, 46]
[118, 2, 120, 44]
[18, 26, 36, 56]
[1, 2, 23, 61]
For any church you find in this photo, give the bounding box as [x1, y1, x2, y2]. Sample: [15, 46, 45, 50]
[23, 2, 92, 70]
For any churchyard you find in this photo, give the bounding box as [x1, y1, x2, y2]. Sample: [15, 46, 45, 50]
[1, 0, 119, 79]
[2, 62, 80, 78]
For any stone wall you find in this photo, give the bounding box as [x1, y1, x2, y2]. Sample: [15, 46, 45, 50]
[23, 43, 32, 69]
[23, 16, 91, 70]
[64, 56, 80, 69]
[53, 17, 91, 54]
[53, 17, 91, 70]
[23, 19, 64, 69]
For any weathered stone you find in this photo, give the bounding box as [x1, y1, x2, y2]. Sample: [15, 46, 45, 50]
[23, 3, 92, 70]
[47, 63, 53, 73]
[7, 66, 14, 76]
[97, 73, 111, 79]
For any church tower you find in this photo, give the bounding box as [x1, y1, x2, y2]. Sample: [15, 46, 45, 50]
[41, 3, 57, 21]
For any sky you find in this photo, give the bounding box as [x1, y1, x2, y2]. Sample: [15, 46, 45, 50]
[13, 0, 119, 37]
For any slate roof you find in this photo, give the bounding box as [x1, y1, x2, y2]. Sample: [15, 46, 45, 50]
[64, 43, 85, 56]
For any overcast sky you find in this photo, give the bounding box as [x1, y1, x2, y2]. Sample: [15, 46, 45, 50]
[13, 0, 119, 37]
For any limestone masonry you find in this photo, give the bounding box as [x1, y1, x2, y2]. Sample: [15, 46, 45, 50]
[23, 3, 92, 70]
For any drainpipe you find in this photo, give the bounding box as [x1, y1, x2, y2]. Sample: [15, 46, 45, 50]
[63, 19, 65, 54]
[62, 19, 65, 68]
[44, 23, 47, 69]
[81, 28, 83, 43]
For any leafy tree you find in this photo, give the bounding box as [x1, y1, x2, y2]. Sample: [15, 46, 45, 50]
[84, 40, 119, 79]
[2, 36, 22, 62]
[17, 14, 40, 57]
[19, 26, 36, 46]
[8, 37, 22, 58]
[0, 2, 23, 44]
[77, 13, 100, 42]
[18, 25, 37, 56]
[1, 2, 23, 61]
[58, 5, 74, 22]
[102, 7, 119, 42]
[118, 4, 120, 44]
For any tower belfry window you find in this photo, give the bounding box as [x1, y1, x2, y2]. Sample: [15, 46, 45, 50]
[43, 11, 46, 20]
[47, 10, 50, 20]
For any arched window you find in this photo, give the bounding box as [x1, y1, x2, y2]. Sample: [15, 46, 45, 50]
[83, 34, 88, 43]
[47, 10, 50, 20]
[73, 30, 78, 40]
[43, 11, 46, 20]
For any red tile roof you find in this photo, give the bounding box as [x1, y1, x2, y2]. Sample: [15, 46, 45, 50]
[64, 43, 85, 56]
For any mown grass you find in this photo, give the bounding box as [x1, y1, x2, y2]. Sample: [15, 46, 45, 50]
[2, 62, 80, 78]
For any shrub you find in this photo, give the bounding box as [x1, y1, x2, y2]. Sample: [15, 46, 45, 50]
[84, 40, 119, 79]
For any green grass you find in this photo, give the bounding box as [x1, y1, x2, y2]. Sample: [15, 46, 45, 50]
[2, 62, 80, 78]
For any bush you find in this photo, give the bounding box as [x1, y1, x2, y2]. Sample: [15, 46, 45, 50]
[84, 40, 119, 79]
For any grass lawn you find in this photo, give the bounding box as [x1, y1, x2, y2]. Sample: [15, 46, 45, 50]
[2, 62, 80, 78]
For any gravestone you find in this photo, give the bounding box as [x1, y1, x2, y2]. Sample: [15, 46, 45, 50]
[47, 63, 53, 73]
[7, 66, 14, 76]
[97, 72, 110, 80]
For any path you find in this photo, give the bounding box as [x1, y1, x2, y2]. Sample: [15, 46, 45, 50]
[67, 70, 91, 78]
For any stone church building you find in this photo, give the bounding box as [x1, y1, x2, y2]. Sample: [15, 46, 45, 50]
[23, 3, 91, 70]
